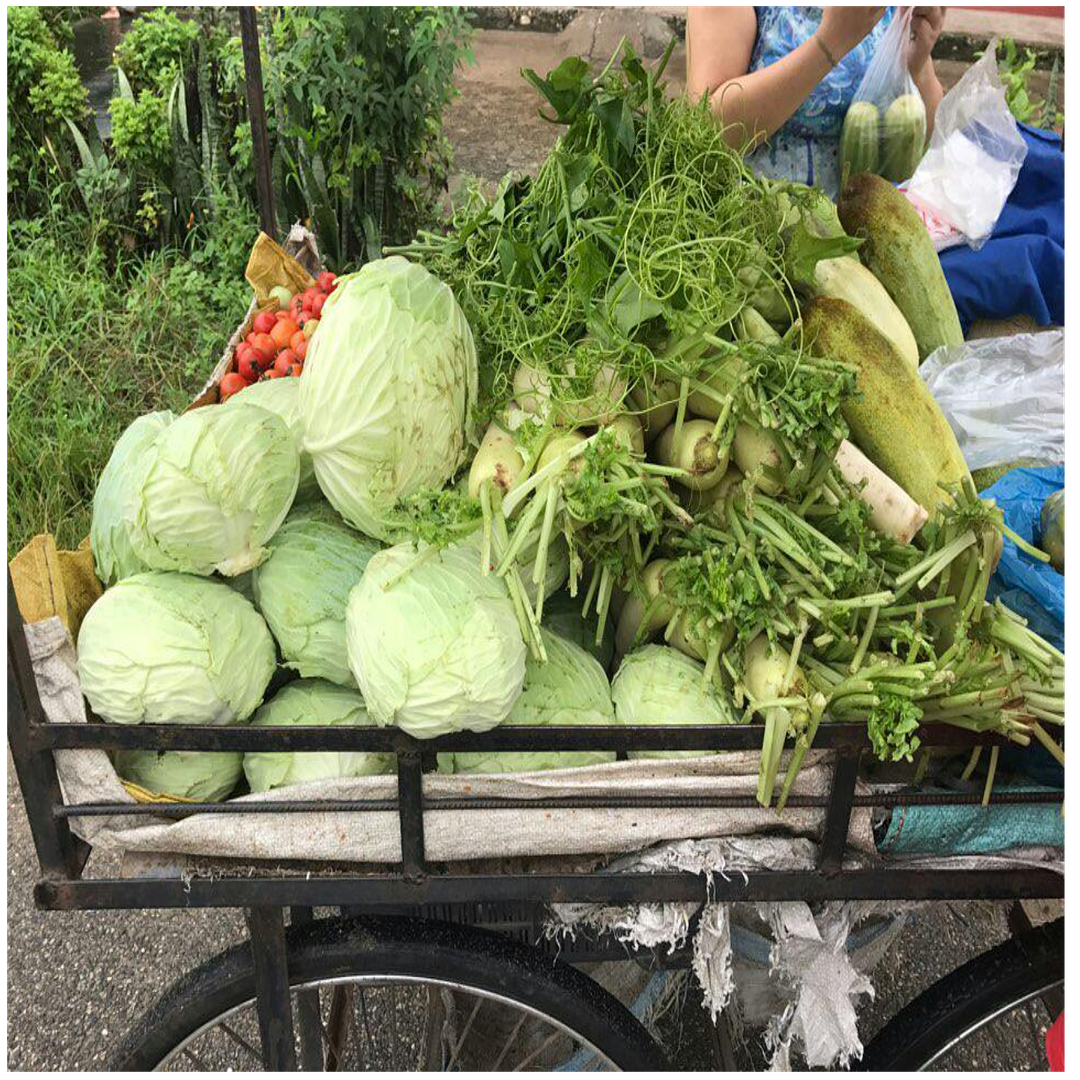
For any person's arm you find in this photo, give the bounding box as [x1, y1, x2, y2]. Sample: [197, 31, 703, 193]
[685, 6, 887, 151]
[908, 6, 946, 135]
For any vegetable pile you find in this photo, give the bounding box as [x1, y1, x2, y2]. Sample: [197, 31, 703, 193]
[80, 44, 1064, 810]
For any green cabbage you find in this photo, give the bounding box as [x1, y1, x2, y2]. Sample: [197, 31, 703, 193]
[444, 627, 615, 775]
[299, 257, 478, 542]
[227, 377, 321, 502]
[252, 503, 380, 687]
[77, 572, 275, 725]
[90, 410, 175, 585]
[132, 402, 300, 577]
[346, 541, 526, 738]
[244, 679, 394, 793]
[611, 644, 735, 759]
[541, 589, 615, 671]
[114, 749, 242, 801]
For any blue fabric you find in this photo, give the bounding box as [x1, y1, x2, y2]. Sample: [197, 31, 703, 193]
[982, 465, 1064, 648]
[746, 7, 894, 197]
[878, 784, 1063, 856]
[940, 124, 1064, 330]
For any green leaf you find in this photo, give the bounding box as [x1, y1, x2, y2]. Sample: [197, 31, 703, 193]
[115, 66, 135, 103]
[604, 271, 664, 336]
[784, 220, 863, 290]
[63, 117, 96, 173]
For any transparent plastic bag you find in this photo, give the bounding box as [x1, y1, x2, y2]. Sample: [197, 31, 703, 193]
[840, 8, 926, 184]
[919, 330, 1064, 470]
[901, 41, 1028, 251]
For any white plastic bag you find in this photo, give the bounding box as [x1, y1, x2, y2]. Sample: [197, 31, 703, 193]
[920, 330, 1063, 469]
[840, 9, 927, 184]
[902, 41, 1028, 251]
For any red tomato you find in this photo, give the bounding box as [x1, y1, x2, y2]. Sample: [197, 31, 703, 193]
[290, 330, 306, 353]
[275, 310, 293, 323]
[262, 368, 285, 380]
[219, 372, 247, 400]
[238, 354, 262, 383]
[250, 333, 278, 366]
[289, 295, 304, 320]
[317, 271, 337, 292]
[311, 293, 327, 318]
[288, 362, 303, 377]
[235, 343, 254, 365]
[301, 286, 320, 312]
[293, 338, 308, 362]
[253, 311, 277, 336]
[270, 318, 299, 350]
[274, 349, 297, 376]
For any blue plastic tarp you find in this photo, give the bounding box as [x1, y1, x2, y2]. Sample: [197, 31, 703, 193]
[983, 464, 1065, 650]
[939, 124, 1064, 331]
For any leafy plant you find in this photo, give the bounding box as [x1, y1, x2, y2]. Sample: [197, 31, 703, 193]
[112, 7, 200, 95]
[264, 6, 474, 268]
[7, 6, 90, 209]
[992, 37, 1063, 130]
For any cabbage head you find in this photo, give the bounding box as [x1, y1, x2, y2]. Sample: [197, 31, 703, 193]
[541, 589, 615, 671]
[90, 410, 175, 586]
[444, 627, 615, 775]
[346, 541, 526, 738]
[299, 257, 478, 542]
[77, 572, 275, 725]
[244, 679, 394, 793]
[227, 377, 321, 502]
[252, 503, 380, 687]
[114, 749, 242, 801]
[611, 645, 735, 760]
[132, 402, 300, 577]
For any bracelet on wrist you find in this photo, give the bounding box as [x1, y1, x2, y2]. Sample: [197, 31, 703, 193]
[814, 34, 839, 68]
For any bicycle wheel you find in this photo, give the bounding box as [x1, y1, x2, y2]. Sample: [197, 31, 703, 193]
[112, 914, 667, 1071]
[859, 917, 1063, 1071]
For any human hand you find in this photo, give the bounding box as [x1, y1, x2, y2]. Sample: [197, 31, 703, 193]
[909, 7, 946, 74]
[816, 6, 888, 63]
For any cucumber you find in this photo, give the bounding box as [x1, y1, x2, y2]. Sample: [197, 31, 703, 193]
[880, 93, 927, 183]
[840, 102, 880, 180]
[838, 172, 963, 363]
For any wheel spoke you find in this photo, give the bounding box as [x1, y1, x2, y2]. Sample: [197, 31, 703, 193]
[490, 1012, 528, 1071]
[218, 1020, 264, 1063]
[512, 1026, 566, 1071]
[391, 984, 401, 1067]
[324, 984, 353, 1071]
[181, 1045, 213, 1070]
[446, 995, 484, 1069]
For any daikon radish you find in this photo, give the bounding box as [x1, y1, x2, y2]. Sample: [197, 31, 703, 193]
[656, 419, 728, 491]
[834, 438, 928, 543]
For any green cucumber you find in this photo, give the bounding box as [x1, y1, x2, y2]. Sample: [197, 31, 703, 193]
[840, 101, 880, 179]
[880, 93, 927, 183]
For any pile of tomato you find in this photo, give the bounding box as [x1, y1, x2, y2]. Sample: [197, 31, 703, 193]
[219, 271, 338, 401]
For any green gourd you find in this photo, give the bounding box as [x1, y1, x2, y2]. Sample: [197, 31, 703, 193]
[880, 93, 928, 183]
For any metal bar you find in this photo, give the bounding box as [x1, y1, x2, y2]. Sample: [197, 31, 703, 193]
[53, 786, 1065, 819]
[238, 7, 276, 240]
[818, 751, 860, 875]
[6, 575, 82, 878]
[289, 907, 324, 1070]
[35, 868, 1064, 912]
[396, 752, 425, 880]
[27, 718, 1020, 753]
[245, 907, 298, 1070]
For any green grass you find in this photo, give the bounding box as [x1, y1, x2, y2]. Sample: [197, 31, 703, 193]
[7, 215, 251, 557]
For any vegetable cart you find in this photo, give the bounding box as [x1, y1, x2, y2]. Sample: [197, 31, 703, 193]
[8, 576, 1064, 1070]
[9, 11, 1064, 1071]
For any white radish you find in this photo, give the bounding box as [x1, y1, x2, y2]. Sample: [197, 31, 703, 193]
[558, 362, 628, 426]
[535, 430, 587, 475]
[513, 363, 553, 418]
[468, 421, 526, 498]
[834, 439, 928, 543]
[687, 358, 744, 420]
[629, 377, 678, 442]
[614, 559, 675, 659]
[603, 413, 645, 455]
[732, 423, 783, 495]
[656, 419, 728, 492]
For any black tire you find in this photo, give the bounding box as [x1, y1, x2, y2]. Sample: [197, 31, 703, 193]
[860, 917, 1063, 1071]
[112, 914, 667, 1071]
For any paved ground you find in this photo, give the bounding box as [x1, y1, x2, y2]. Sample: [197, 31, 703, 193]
[8, 13, 1061, 1071]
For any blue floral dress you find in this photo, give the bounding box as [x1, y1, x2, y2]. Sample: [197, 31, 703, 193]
[745, 7, 895, 198]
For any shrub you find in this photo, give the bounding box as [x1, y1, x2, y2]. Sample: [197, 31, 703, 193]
[113, 7, 199, 95]
[265, 6, 474, 268]
[7, 6, 90, 208]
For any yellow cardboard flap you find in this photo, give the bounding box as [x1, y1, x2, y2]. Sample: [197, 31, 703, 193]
[9, 534, 103, 640]
[244, 231, 316, 304]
